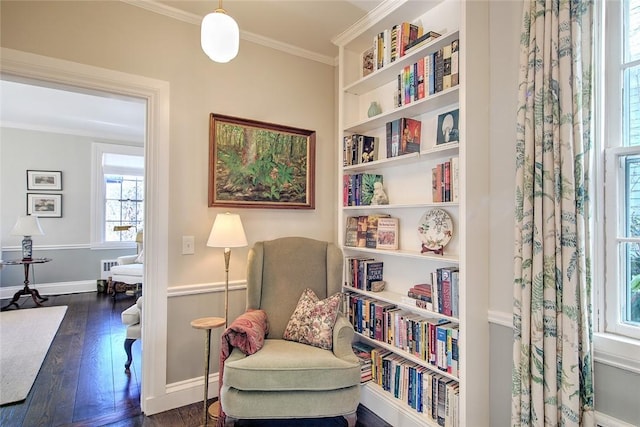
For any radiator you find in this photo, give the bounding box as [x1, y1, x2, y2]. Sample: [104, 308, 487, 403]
[100, 259, 118, 279]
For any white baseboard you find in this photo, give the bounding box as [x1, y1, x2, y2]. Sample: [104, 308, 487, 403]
[595, 411, 639, 427]
[143, 374, 220, 416]
[359, 382, 430, 427]
[0, 280, 96, 299]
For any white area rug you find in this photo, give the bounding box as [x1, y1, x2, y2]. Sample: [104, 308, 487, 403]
[0, 305, 67, 405]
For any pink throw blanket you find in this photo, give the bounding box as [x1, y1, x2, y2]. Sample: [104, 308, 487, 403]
[216, 309, 269, 426]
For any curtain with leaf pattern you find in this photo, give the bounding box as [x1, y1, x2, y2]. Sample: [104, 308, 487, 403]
[512, 0, 595, 425]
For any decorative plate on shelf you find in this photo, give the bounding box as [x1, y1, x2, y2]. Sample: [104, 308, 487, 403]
[417, 208, 453, 251]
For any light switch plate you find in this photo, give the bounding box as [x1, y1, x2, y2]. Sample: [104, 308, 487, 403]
[182, 235, 195, 255]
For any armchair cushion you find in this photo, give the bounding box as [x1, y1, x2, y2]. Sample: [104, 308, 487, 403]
[223, 339, 361, 391]
[283, 288, 341, 350]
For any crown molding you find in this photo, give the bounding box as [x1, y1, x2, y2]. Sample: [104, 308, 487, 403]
[331, 0, 406, 47]
[121, 0, 336, 66]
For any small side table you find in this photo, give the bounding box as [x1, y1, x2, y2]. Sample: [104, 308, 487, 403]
[191, 316, 225, 427]
[1, 257, 51, 311]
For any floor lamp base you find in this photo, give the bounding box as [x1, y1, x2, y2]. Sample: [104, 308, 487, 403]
[208, 400, 220, 420]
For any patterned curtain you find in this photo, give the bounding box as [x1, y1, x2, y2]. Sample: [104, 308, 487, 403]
[512, 0, 595, 426]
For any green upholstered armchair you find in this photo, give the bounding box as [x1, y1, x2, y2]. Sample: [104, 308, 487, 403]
[219, 237, 361, 426]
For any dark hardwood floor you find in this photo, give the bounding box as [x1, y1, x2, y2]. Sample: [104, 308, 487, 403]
[0, 292, 390, 427]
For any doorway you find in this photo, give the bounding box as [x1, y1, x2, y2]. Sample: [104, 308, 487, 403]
[0, 48, 171, 415]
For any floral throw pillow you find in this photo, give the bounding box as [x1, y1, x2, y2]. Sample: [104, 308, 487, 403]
[283, 288, 342, 350]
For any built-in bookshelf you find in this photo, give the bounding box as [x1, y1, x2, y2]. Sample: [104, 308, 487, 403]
[334, 1, 490, 426]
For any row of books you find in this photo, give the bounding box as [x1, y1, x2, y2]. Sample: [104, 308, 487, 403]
[405, 267, 460, 317]
[343, 134, 378, 166]
[344, 256, 384, 291]
[369, 346, 459, 425]
[345, 292, 460, 376]
[352, 341, 375, 384]
[343, 173, 384, 206]
[385, 117, 421, 158]
[395, 38, 459, 107]
[432, 158, 459, 203]
[345, 215, 399, 250]
[363, 23, 439, 77]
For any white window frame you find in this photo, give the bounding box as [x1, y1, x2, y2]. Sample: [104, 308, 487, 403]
[596, 0, 640, 373]
[90, 142, 144, 249]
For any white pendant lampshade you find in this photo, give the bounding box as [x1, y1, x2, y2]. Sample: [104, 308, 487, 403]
[201, 8, 239, 63]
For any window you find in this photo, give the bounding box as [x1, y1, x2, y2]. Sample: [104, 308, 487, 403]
[91, 143, 144, 248]
[602, 0, 640, 342]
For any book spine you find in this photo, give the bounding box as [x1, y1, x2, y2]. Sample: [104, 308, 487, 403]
[412, 61, 418, 102]
[451, 39, 459, 87]
[383, 29, 391, 67]
[444, 160, 451, 202]
[451, 270, 459, 317]
[390, 25, 398, 62]
[451, 156, 459, 203]
[399, 22, 410, 58]
[435, 49, 444, 93]
[417, 57, 425, 100]
[373, 35, 378, 72]
[441, 268, 452, 317]
[442, 43, 452, 90]
[428, 53, 435, 95]
[404, 65, 411, 105]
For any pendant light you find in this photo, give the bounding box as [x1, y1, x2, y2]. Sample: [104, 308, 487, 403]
[201, 0, 239, 63]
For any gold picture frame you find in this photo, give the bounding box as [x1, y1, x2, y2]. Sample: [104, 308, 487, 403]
[208, 114, 316, 209]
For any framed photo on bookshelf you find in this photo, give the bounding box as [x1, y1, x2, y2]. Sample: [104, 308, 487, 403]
[436, 109, 459, 145]
[26, 170, 62, 191]
[27, 193, 62, 217]
[208, 114, 316, 209]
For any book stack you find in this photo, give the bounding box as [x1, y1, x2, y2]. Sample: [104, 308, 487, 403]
[343, 174, 383, 206]
[343, 134, 379, 166]
[394, 38, 460, 108]
[344, 256, 384, 291]
[352, 341, 376, 383]
[431, 157, 459, 203]
[385, 118, 421, 158]
[405, 283, 433, 311]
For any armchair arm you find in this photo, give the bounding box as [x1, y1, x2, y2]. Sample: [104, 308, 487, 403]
[117, 254, 138, 265]
[332, 314, 358, 363]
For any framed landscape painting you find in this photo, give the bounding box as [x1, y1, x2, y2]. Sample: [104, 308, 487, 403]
[208, 114, 316, 209]
[27, 170, 62, 191]
[27, 194, 62, 217]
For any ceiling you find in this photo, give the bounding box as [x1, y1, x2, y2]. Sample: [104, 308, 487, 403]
[0, 0, 382, 142]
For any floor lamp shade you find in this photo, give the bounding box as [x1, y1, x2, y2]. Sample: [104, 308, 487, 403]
[201, 11, 240, 63]
[207, 213, 247, 249]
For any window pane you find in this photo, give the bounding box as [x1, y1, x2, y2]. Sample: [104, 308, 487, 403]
[624, 64, 640, 146]
[105, 178, 123, 199]
[622, 242, 640, 325]
[626, 0, 640, 62]
[103, 173, 144, 242]
[105, 200, 121, 221]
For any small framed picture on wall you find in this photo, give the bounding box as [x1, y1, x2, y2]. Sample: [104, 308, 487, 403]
[27, 194, 62, 217]
[27, 170, 62, 191]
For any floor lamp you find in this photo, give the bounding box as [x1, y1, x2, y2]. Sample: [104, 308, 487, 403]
[204, 212, 248, 423]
